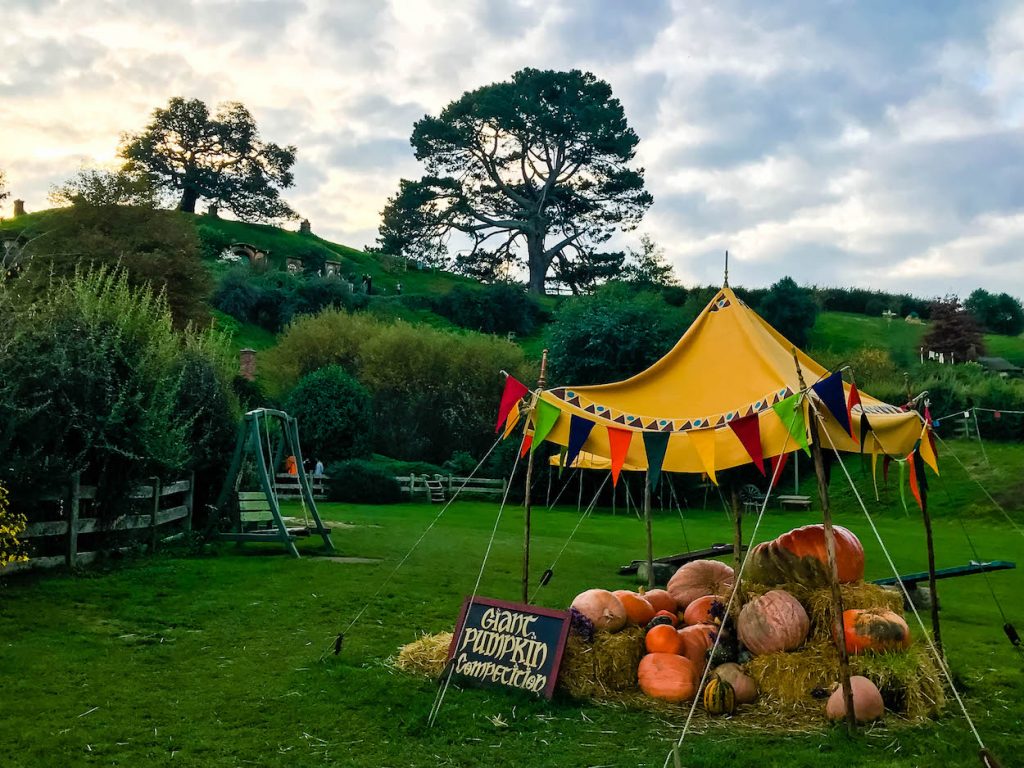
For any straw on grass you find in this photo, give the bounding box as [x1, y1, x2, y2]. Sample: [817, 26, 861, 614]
[395, 632, 452, 678]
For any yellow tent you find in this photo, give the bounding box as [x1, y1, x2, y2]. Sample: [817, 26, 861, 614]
[548, 450, 642, 472]
[532, 286, 922, 476]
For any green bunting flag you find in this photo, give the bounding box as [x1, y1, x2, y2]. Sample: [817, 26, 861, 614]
[642, 432, 670, 492]
[771, 394, 810, 456]
[898, 458, 908, 514]
[530, 400, 561, 454]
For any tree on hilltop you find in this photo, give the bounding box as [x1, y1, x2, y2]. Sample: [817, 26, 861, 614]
[924, 295, 985, 361]
[375, 68, 652, 294]
[121, 97, 296, 221]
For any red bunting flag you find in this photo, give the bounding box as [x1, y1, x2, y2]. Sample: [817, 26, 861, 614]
[519, 432, 533, 458]
[846, 382, 863, 442]
[495, 376, 529, 433]
[908, 450, 923, 511]
[607, 427, 633, 487]
[728, 414, 765, 475]
[769, 451, 789, 490]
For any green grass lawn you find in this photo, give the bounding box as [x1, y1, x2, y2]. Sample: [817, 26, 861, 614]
[1, 441, 1022, 767]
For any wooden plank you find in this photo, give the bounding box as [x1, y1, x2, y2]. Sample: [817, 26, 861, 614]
[451, 477, 505, 486]
[240, 511, 274, 522]
[238, 491, 268, 500]
[160, 480, 191, 497]
[216, 532, 297, 543]
[155, 505, 189, 526]
[0, 555, 65, 574]
[25, 520, 69, 537]
[239, 499, 272, 511]
[129, 486, 155, 500]
[77, 514, 152, 534]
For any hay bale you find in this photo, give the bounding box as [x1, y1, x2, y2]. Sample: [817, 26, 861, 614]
[556, 627, 644, 700]
[747, 640, 945, 719]
[395, 632, 452, 678]
[742, 580, 903, 642]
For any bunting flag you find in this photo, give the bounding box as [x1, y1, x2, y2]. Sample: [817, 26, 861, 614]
[898, 458, 908, 513]
[858, 412, 873, 454]
[883, 454, 892, 485]
[495, 376, 529, 432]
[502, 403, 522, 440]
[689, 428, 717, 486]
[769, 451, 790, 490]
[530, 400, 562, 454]
[919, 425, 940, 475]
[811, 371, 852, 436]
[847, 381, 863, 442]
[728, 413, 765, 476]
[556, 446, 567, 476]
[642, 431, 671, 492]
[870, 450, 880, 501]
[607, 427, 633, 486]
[913, 447, 929, 513]
[772, 394, 810, 456]
[565, 415, 596, 470]
[520, 432, 533, 458]
[908, 450, 924, 512]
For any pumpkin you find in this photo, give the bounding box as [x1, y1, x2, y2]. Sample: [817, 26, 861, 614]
[613, 590, 657, 626]
[703, 677, 737, 715]
[737, 589, 810, 655]
[842, 609, 911, 654]
[712, 663, 757, 704]
[667, 559, 735, 608]
[646, 615, 674, 631]
[570, 589, 627, 632]
[683, 594, 723, 626]
[826, 676, 885, 722]
[645, 624, 685, 654]
[653, 609, 679, 628]
[642, 588, 677, 614]
[746, 524, 864, 587]
[637, 653, 698, 702]
[677, 624, 715, 665]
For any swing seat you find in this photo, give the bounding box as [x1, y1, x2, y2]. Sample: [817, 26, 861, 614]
[237, 491, 312, 536]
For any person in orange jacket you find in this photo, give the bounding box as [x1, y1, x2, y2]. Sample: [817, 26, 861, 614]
[284, 455, 298, 475]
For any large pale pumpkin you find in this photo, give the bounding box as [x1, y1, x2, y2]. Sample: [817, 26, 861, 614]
[842, 609, 911, 654]
[826, 676, 885, 722]
[570, 589, 627, 632]
[746, 524, 865, 587]
[613, 590, 656, 626]
[667, 559, 735, 608]
[638, 653, 698, 702]
[737, 590, 809, 655]
[677, 624, 715, 665]
[712, 663, 757, 704]
[683, 595, 723, 626]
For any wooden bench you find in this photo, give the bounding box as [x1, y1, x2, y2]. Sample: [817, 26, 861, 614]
[233, 491, 310, 538]
[777, 494, 812, 510]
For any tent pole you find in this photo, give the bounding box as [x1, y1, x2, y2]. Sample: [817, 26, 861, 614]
[578, 468, 583, 512]
[522, 350, 548, 605]
[729, 479, 743, 600]
[920, 488, 944, 659]
[644, 473, 654, 589]
[795, 352, 857, 735]
[546, 467, 552, 508]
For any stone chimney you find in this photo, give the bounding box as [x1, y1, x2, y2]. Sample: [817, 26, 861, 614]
[13, 200, 25, 217]
[239, 348, 256, 381]
[299, 218, 311, 235]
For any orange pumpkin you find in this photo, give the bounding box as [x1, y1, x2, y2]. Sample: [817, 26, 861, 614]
[637, 653, 698, 702]
[667, 559, 735, 609]
[642, 588, 678, 615]
[746, 524, 864, 587]
[653, 609, 679, 627]
[737, 589, 809, 655]
[677, 624, 715, 665]
[570, 589, 627, 632]
[683, 595, 722, 626]
[842, 609, 911, 654]
[612, 590, 656, 626]
[646, 623, 684, 654]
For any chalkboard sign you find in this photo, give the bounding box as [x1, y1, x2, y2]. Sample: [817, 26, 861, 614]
[446, 596, 571, 699]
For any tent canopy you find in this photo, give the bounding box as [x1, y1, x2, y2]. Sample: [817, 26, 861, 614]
[548, 450, 642, 472]
[533, 286, 922, 476]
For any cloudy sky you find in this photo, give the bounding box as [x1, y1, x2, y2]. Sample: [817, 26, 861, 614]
[3, 0, 1023, 296]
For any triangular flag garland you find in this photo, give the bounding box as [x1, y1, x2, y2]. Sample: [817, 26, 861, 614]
[607, 427, 633, 487]
[565, 414, 596, 470]
[520, 432, 533, 458]
[502, 402, 522, 439]
[919, 425, 940, 475]
[811, 371, 852, 436]
[908, 450, 924, 512]
[772, 394, 810, 456]
[897, 458, 908, 513]
[858, 412, 873, 455]
[495, 376, 529, 433]
[728, 413, 765, 476]
[847, 381, 863, 442]
[769, 451, 790, 490]
[913, 448, 929, 513]
[642, 432, 670, 492]
[530, 400, 561, 453]
[557, 446, 568, 476]
[688, 428, 717, 486]
[870, 450, 879, 500]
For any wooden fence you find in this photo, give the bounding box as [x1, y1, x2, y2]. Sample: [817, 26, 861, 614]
[396, 473, 507, 500]
[272, 473, 327, 500]
[1, 474, 194, 576]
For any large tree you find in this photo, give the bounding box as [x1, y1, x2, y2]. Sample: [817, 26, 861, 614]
[924, 295, 985, 361]
[757, 276, 819, 348]
[120, 97, 297, 221]
[375, 68, 652, 294]
[965, 288, 1024, 337]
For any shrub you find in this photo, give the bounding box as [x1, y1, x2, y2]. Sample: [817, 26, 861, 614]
[196, 223, 234, 260]
[0, 483, 29, 568]
[757, 277, 819, 348]
[325, 460, 402, 504]
[432, 283, 541, 335]
[284, 366, 373, 464]
[213, 268, 358, 332]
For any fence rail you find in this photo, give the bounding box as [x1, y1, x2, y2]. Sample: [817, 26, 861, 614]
[273, 473, 327, 500]
[2, 473, 194, 576]
[395, 473, 508, 500]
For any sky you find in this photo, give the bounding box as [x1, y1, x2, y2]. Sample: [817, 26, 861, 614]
[3, 0, 1023, 297]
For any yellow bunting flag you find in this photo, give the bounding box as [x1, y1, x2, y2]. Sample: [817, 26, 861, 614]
[919, 426, 940, 475]
[688, 428, 717, 486]
[502, 403, 522, 440]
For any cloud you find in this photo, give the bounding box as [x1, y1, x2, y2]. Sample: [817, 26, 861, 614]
[2, 0, 1022, 298]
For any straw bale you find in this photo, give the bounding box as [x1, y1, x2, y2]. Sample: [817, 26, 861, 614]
[556, 627, 644, 700]
[395, 632, 452, 678]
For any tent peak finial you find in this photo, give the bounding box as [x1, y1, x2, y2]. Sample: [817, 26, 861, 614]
[723, 250, 729, 287]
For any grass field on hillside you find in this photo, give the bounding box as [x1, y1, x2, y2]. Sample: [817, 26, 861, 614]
[2, 441, 1022, 767]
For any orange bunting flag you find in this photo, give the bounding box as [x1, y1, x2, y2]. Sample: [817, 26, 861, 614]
[847, 382, 863, 442]
[689, 428, 717, 486]
[502, 402, 522, 440]
[919, 425, 940, 475]
[606, 427, 633, 486]
[907, 450, 924, 511]
[495, 376, 529, 432]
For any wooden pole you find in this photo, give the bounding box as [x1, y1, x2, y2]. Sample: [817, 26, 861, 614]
[920, 489, 943, 659]
[522, 349, 548, 605]
[66, 473, 80, 568]
[794, 352, 857, 735]
[729, 480, 743, 592]
[644, 473, 654, 589]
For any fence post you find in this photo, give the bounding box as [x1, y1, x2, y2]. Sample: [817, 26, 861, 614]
[66, 473, 80, 568]
[448, 475, 454, 493]
[149, 477, 161, 553]
[502, 476, 508, 495]
[184, 472, 195, 534]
